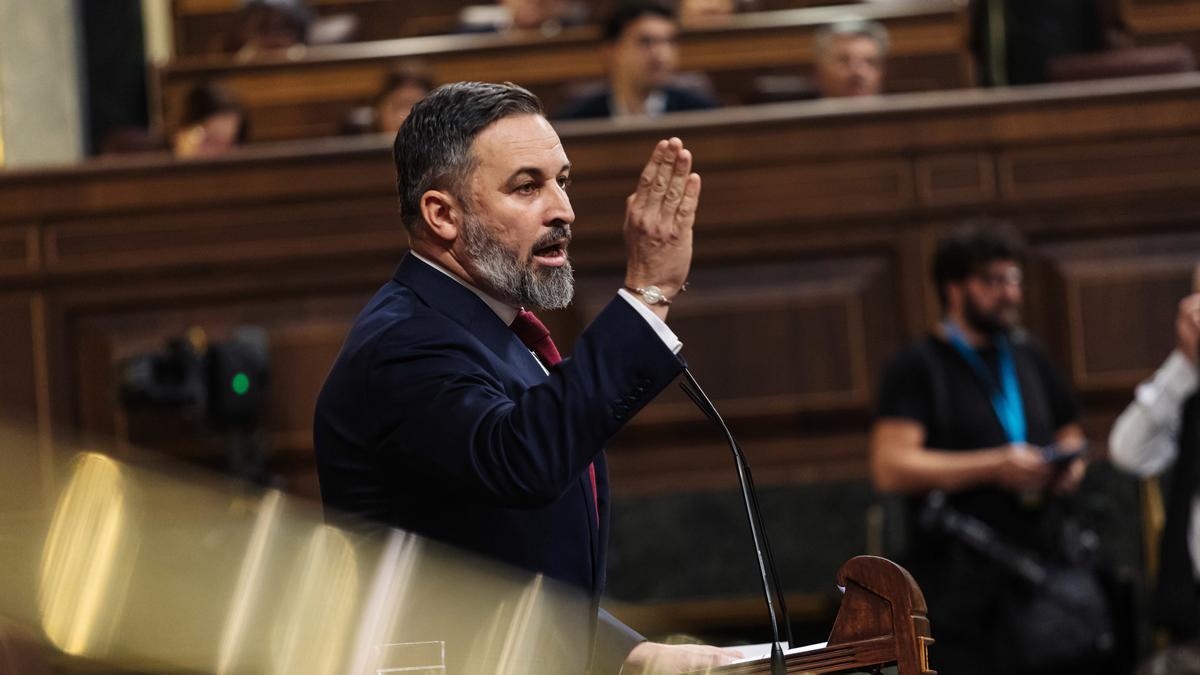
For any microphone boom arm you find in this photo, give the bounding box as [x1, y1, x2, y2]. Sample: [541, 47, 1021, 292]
[679, 368, 793, 674]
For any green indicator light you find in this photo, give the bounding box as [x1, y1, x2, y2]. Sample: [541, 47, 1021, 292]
[231, 372, 250, 396]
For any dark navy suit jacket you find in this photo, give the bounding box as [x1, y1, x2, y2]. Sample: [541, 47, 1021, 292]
[314, 253, 685, 672]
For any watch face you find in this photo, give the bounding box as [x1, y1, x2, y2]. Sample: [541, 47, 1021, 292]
[643, 286, 665, 304]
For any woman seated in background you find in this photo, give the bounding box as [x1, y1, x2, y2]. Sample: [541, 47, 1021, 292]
[373, 66, 434, 136]
[171, 83, 249, 159]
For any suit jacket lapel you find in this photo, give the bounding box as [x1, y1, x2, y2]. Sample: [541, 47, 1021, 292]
[395, 253, 604, 585]
[393, 253, 543, 386]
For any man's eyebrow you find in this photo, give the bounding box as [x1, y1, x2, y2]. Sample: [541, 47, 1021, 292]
[505, 163, 572, 183]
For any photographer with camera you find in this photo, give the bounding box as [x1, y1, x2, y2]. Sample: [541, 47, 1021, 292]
[870, 221, 1114, 674]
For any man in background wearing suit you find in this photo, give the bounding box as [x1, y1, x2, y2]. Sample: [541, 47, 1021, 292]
[556, 1, 718, 120]
[314, 81, 741, 673]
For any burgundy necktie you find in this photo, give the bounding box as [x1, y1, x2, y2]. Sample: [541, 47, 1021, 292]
[510, 309, 599, 527]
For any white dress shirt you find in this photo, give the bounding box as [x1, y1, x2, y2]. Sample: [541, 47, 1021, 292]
[1109, 349, 1200, 578]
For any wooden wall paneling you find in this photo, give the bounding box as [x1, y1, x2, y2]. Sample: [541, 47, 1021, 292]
[51, 255, 393, 487]
[911, 222, 960, 346]
[915, 152, 996, 207]
[555, 76, 1200, 207]
[172, 0, 238, 56]
[0, 225, 40, 278]
[700, 157, 917, 226]
[6, 75, 1200, 497]
[0, 293, 55, 514]
[1121, 0, 1200, 34]
[563, 150, 917, 239]
[44, 194, 403, 275]
[65, 281, 384, 499]
[999, 135, 1200, 203]
[573, 248, 903, 433]
[894, 228, 933, 341]
[893, 77, 1200, 150]
[0, 294, 45, 432]
[1036, 232, 1200, 394]
[0, 141, 393, 224]
[607, 432, 874, 496]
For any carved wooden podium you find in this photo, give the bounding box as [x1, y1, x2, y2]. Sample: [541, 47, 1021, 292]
[708, 556, 935, 674]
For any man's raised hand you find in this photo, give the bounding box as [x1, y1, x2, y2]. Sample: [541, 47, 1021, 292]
[624, 137, 701, 318]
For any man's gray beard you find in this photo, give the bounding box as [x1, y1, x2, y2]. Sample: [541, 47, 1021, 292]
[460, 213, 574, 311]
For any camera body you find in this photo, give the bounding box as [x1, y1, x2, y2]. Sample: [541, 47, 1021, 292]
[119, 326, 270, 430]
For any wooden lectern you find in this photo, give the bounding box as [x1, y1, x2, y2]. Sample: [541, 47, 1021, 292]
[709, 556, 935, 674]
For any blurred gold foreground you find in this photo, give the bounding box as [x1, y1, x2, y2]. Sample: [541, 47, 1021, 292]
[0, 423, 614, 674]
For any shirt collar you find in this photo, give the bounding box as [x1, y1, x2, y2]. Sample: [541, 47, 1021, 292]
[410, 250, 520, 326]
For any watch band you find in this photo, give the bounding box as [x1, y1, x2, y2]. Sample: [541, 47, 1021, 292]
[624, 284, 688, 306]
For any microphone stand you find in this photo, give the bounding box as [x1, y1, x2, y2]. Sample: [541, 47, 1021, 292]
[679, 368, 792, 675]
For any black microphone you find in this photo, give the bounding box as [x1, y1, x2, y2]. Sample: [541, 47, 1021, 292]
[679, 368, 792, 675]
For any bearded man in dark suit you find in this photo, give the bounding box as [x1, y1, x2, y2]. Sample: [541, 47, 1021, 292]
[314, 81, 740, 674]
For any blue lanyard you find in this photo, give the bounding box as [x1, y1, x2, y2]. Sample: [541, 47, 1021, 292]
[942, 320, 1027, 444]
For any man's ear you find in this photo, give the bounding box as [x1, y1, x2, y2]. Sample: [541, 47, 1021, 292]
[418, 189, 463, 244]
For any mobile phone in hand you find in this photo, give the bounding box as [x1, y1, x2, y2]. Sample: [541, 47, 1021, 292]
[1040, 440, 1088, 467]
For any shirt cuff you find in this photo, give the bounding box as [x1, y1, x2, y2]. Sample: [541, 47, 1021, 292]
[1135, 349, 1199, 420]
[617, 289, 683, 354]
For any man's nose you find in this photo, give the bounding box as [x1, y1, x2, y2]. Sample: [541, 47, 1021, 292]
[547, 182, 574, 226]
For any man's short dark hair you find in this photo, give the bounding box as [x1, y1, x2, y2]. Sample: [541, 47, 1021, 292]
[604, 0, 676, 42]
[932, 220, 1027, 308]
[393, 81, 543, 233]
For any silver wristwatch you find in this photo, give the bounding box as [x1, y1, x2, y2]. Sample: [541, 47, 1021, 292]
[627, 285, 671, 305]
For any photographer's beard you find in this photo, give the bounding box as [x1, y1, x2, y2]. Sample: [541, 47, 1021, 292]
[460, 212, 575, 311]
[963, 291, 1019, 336]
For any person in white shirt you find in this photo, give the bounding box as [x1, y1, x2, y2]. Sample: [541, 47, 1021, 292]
[1110, 283, 1200, 639]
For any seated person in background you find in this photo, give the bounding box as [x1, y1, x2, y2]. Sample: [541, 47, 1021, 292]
[971, 0, 1125, 86]
[373, 65, 434, 136]
[814, 19, 888, 98]
[1110, 277, 1200, 642]
[458, 0, 587, 37]
[556, 0, 718, 120]
[229, 0, 311, 58]
[171, 83, 248, 159]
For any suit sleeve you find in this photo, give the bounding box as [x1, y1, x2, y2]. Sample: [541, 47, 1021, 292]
[591, 607, 645, 674]
[369, 297, 684, 507]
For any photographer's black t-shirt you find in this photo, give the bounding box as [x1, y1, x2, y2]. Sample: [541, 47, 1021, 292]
[874, 332, 1081, 559]
[877, 333, 1078, 452]
[877, 334, 1100, 675]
